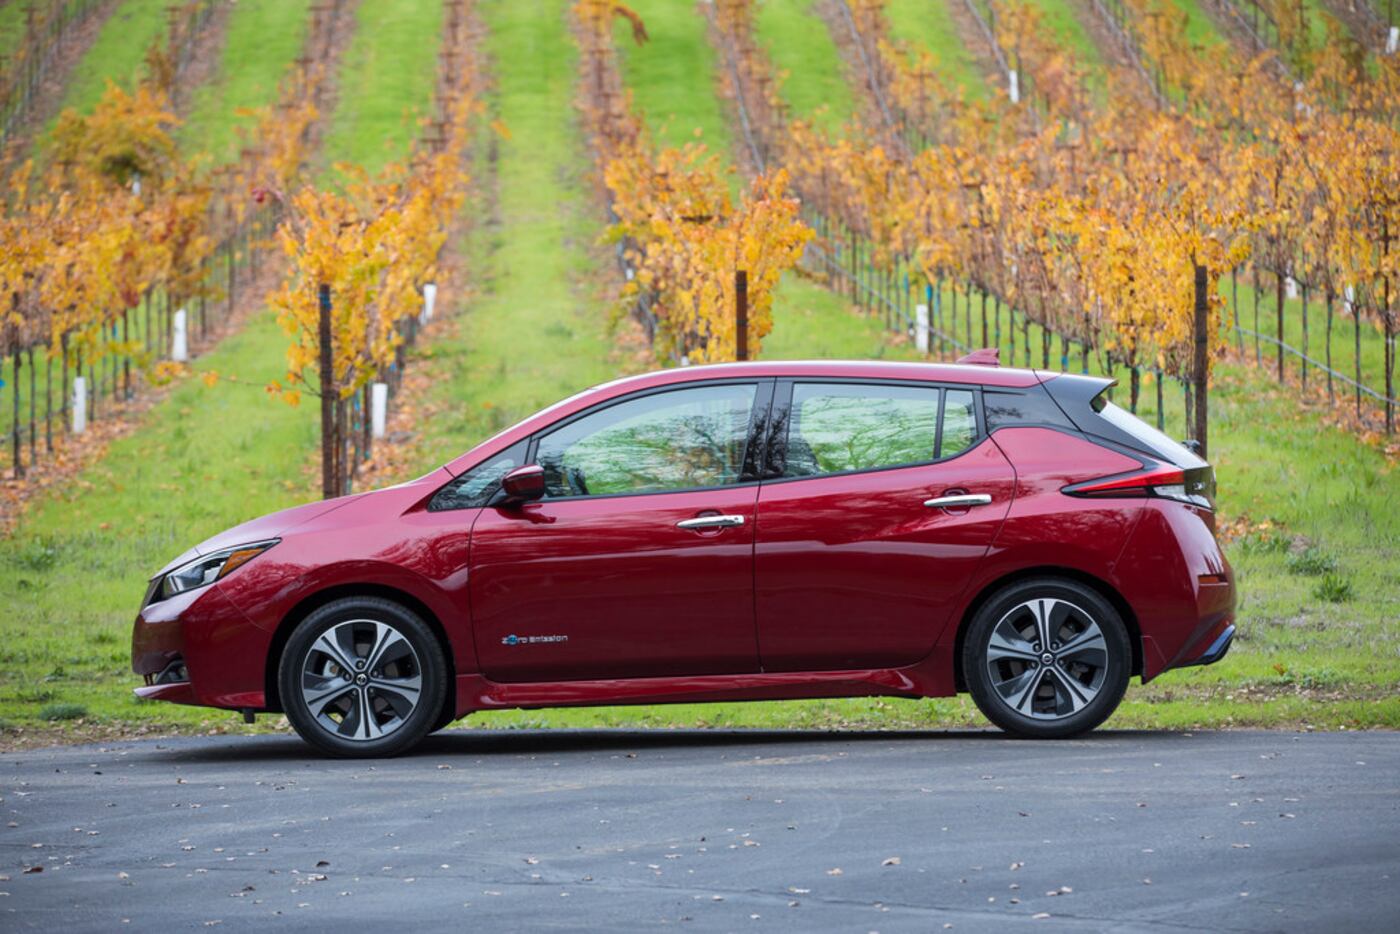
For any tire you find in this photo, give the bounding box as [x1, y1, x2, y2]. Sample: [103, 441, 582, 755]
[963, 577, 1131, 739]
[278, 597, 447, 758]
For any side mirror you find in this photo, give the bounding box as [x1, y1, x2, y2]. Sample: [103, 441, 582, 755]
[499, 464, 546, 505]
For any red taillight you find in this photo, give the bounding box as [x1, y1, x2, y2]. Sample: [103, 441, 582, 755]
[1063, 464, 1214, 510]
[1065, 465, 1185, 497]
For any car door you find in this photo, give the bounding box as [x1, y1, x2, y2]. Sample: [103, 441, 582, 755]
[468, 380, 772, 683]
[754, 380, 1015, 672]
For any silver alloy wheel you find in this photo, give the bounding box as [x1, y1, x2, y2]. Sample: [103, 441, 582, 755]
[984, 597, 1109, 720]
[299, 619, 423, 742]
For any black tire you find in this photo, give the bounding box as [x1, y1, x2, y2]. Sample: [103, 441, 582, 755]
[278, 597, 448, 758]
[963, 577, 1130, 739]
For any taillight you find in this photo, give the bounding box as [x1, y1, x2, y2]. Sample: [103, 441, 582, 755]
[1063, 465, 1213, 509]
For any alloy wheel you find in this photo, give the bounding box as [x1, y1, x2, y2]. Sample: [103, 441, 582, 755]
[299, 619, 424, 742]
[984, 597, 1109, 720]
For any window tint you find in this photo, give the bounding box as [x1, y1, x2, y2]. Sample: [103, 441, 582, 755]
[535, 384, 758, 498]
[941, 389, 977, 457]
[429, 441, 528, 511]
[783, 383, 941, 477]
[983, 385, 1074, 432]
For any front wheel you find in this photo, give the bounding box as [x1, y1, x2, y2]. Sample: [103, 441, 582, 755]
[278, 597, 447, 758]
[963, 578, 1131, 739]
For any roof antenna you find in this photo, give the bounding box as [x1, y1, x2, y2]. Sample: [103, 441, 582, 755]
[956, 348, 1000, 367]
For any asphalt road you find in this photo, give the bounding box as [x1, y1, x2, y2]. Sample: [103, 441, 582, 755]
[2, 728, 1397, 932]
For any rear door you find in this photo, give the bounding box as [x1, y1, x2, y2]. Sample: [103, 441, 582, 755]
[469, 380, 772, 682]
[754, 380, 1015, 672]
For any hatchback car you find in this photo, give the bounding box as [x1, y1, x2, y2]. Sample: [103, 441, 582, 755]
[133, 359, 1235, 756]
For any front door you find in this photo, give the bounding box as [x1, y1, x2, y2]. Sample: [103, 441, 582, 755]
[470, 381, 769, 682]
[754, 381, 1015, 671]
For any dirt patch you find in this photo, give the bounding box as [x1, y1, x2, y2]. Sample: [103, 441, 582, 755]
[1069, 0, 1161, 108]
[168, 0, 233, 117]
[939, 0, 1012, 93]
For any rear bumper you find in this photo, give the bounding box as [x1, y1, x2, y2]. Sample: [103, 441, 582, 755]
[1180, 623, 1235, 668]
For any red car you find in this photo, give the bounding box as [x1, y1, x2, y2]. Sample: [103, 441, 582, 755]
[132, 360, 1235, 756]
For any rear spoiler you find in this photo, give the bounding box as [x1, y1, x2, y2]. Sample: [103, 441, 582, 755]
[956, 348, 1000, 367]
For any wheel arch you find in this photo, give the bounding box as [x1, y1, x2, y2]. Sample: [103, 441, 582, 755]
[263, 583, 457, 728]
[950, 566, 1143, 692]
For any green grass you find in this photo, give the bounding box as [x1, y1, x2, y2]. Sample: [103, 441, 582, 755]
[320, 0, 445, 180]
[1170, 0, 1229, 51]
[0, 1, 31, 60]
[884, 0, 989, 99]
[1024, 0, 1106, 88]
[179, 0, 312, 164]
[44, 0, 169, 122]
[753, 0, 854, 133]
[614, 0, 733, 153]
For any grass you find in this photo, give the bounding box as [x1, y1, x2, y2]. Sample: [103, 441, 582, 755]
[320, 0, 445, 180]
[754, 0, 854, 134]
[1023, 0, 1106, 94]
[179, 0, 312, 164]
[883, 0, 989, 99]
[614, 0, 733, 153]
[0, 1, 31, 60]
[0, 0, 97, 60]
[42, 0, 169, 127]
[1171, 0, 1229, 51]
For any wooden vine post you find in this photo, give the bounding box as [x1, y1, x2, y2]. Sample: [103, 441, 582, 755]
[735, 269, 749, 362]
[317, 283, 336, 500]
[1193, 264, 1210, 459]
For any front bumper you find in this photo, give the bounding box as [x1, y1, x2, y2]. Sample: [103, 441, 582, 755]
[131, 583, 272, 711]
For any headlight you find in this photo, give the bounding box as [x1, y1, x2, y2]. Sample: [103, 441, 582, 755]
[157, 540, 279, 601]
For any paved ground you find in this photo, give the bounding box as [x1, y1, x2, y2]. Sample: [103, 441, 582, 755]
[1, 729, 1397, 932]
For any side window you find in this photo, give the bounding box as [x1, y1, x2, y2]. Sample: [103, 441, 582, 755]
[940, 389, 977, 458]
[429, 440, 528, 511]
[535, 384, 758, 498]
[783, 383, 941, 477]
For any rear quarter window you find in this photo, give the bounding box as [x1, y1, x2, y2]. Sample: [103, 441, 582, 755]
[1094, 400, 1206, 469]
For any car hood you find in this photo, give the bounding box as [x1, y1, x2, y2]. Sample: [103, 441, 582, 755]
[153, 495, 366, 578]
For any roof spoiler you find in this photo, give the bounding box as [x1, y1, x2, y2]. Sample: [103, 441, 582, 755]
[956, 348, 1000, 367]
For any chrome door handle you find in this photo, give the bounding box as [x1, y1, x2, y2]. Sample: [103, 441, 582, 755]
[923, 494, 992, 509]
[676, 514, 746, 530]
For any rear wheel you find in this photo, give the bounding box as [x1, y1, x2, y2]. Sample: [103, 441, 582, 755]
[963, 578, 1130, 739]
[278, 597, 447, 758]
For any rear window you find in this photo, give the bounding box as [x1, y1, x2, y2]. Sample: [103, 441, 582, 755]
[1093, 399, 1206, 469]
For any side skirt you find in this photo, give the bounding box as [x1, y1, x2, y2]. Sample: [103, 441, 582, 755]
[453, 655, 957, 718]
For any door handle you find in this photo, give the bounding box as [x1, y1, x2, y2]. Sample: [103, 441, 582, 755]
[923, 493, 992, 509]
[676, 514, 746, 530]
